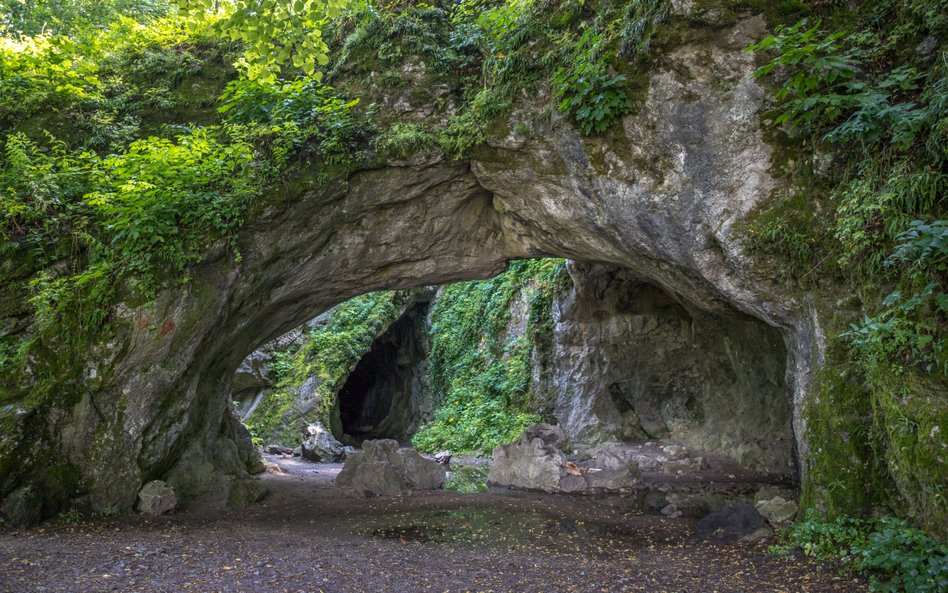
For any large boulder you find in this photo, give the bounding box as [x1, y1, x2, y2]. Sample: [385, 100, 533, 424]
[488, 424, 569, 492]
[335, 439, 444, 497]
[300, 422, 351, 463]
[489, 425, 643, 492]
[580, 446, 640, 489]
[136, 480, 177, 516]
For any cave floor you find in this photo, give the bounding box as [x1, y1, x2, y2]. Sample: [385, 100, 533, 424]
[0, 456, 867, 593]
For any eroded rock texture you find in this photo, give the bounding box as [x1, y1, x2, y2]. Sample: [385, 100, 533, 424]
[547, 263, 793, 474]
[0, 14, 823, 524]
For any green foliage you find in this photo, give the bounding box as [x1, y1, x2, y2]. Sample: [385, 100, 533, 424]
[174, 0, 349, 83]
[888, 220, 948, 272]
[774, 509, 948, 593]
[744, 192, 828, 281]
[746, 19, 857, 128]
[219, 76, 364, 170]
[412, 379, 541, 455]
[57, 507, 85, 525]
[552, 27, 632, 135]
[268, 348, 298, 385]
[0, 0, 171, 38]
[372, 122, 436, 159]
[0, 10, 231, 150]
[549, 0, 673, 134]
[84, 128, 258, 285]
[329, 1, 460, 77]
[747, 0, 947, 535]
[617, 0, 670, 58]
[438, 87, 510, 158]
[0, 34, 102, 120]
[844, 281, 946, 375]
[323, 0, 670, 157]
[444, 464, 489, 493]
[412, 259, 567, 455]
[0, 126, 262, 392]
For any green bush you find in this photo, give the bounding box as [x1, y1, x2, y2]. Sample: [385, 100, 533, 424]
[219, 76, 363, 169]
[552, 27, 632, 135]
[774, 510, 948, 593]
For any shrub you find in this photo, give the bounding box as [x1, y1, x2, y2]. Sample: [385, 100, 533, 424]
[552, 27, 632, 135]
[774, 510, 948, 593]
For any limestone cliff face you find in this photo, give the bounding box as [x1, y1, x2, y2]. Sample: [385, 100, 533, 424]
[0, 14, 821, 523]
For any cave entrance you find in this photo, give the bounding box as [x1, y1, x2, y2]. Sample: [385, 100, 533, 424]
[553, 265, 795, 478]
[335, 301, 432, 445]
[235, 260, 795, 482]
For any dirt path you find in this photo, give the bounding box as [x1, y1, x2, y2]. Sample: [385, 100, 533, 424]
[0, 456, 867, 593]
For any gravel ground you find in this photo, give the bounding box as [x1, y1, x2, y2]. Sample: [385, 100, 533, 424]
[0, 455, 867, 593]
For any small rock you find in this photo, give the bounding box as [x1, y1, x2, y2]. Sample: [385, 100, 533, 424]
[301, 422, 350, 463]
[755, 496, 798, 526]
[558, 475, 588, 493]
[136, 481, 176, 516]
[916, 35, 941, 62]
[753, 486, 796, 504]
[589, 448, 636, 472]
[663, 456, 706, 475]
[263, 461, 284, 475]
[265, 444, 293, 456]
[584, 466, 638, 490]
[644, 491, 669, 512]
[660, 504, 683, 519]
[522, 423, 567, 450]
[433, 451, 453, 465]
[740, 526, 774, 543]
[661, 444, 688, 460]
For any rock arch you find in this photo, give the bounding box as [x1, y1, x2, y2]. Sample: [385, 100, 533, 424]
[0, 15, 822, 523]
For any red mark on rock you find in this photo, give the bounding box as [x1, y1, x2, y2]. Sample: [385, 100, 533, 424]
[160, 318, 176, 337]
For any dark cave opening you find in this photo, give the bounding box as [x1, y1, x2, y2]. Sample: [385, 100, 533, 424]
[336, 301, 431, 444]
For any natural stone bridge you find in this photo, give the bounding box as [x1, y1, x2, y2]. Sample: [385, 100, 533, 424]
[1, 15, 822, 523]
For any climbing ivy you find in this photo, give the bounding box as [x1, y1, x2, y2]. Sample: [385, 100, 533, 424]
[412, 259, 568, 455]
